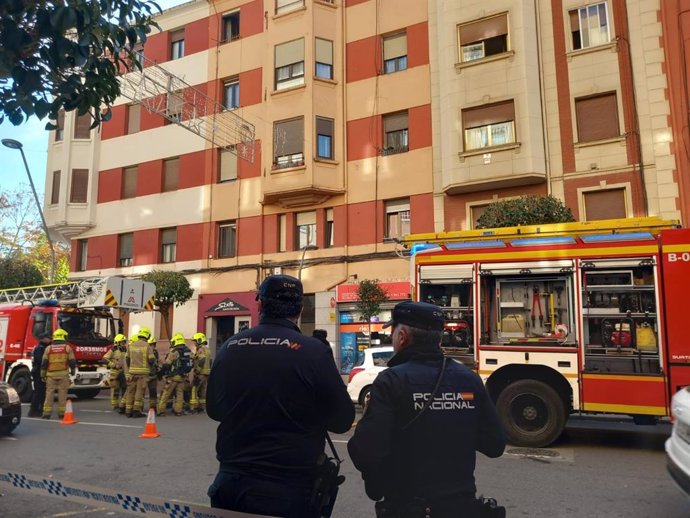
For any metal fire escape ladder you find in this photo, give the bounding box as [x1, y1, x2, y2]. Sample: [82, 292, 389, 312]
[117, 56, 256, 163]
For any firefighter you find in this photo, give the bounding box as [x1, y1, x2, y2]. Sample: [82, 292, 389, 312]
[124, 328, 156, 418]
[157, 333, 192, 416]
[146, 335, 160, 412]
[102, 334, 128, 412]
[190, 332, 212, 414]
[28, 332, 51, 418]
[40, 328, 76, 419]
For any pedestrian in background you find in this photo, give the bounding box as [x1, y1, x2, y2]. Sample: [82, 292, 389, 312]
[28, 332, 51, 418]
[348, 301, 505, 518]
[41, 329, 76, 420]
[207, 275, 354, 518]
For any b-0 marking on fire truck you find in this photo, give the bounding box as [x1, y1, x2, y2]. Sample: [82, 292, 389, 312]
[667, 252, 690, 262]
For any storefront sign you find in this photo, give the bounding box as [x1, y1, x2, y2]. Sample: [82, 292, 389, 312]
[336, 281, 410, 303]
[206, 298, 249, 313]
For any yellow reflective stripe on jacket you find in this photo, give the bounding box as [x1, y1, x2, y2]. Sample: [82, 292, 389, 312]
[42, 344, 74, 378]
[194, 347, 212, 375]
[103, 348, 125, 374]
[127, 340, 153, 375]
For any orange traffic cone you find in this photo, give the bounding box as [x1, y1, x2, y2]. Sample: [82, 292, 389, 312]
[60, 399, 78, 425]
[139, 408, 161, 439]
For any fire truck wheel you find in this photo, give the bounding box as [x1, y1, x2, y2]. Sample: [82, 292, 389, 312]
[496, 379, 566, 448]
[9, 368, 33, 403]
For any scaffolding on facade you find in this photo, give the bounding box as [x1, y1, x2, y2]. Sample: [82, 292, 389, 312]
[118, 55, 256, 163]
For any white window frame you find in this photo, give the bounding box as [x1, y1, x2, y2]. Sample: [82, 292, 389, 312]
[464, 120, 515, 151]
[218, 221, 237, 258]
[296, 211, 317, 249]
[385, 199, 411, 240]
[571, 2, 611, 50]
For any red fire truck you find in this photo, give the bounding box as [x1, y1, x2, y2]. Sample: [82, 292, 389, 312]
[402, 217, 690, 447]
[0, 277, 155, 402]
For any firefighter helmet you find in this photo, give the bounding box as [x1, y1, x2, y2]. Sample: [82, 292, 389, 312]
[193, 332, 207, 345]
[171, 333, 186, 347]
[114, 333, 127, 345]
[138, 327, 152, 340]
[147, 335, 157, 345]
[52, 328, 68, 341]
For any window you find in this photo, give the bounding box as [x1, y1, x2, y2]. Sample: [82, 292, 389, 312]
[458, 13, 508, 63]
[316, 117, 334, 159]
[570, 2, 610, 50]
[163, 158, 179, 192]
[69, 169, 89, 203]
[161, 228, 177, 263]
[55, 110, 65, 142]
[279, 214, 287, 252]
[275, 39, 305, 90]
[170, 30, 185, 60]
[273, 117, 304, 169]
[127, 104, 140, 134]
[222, 11, 240, 42]
[315, 38, 333, 80]
[276, 0, 304, 15]
[383, 111, 409, 155]
[583, 188, 627, 221]
[123, 166, 138, 199]
[133, 45, 144, 66]
[469, 204, 489, 229]
[325, 208, 334, 248]
[462, 100, 515, 151]
[74, 112, 92, 139]
[218, 221, 237, 258]
[119, 233, 133, 267]
[223, 78, 240, 110]
[575, 92, 619, 142]
[167, 91, 184, 122]
[296, 212, 316, 249]
[77, 239, 88, 272]
[219, 148, 238, 182]
[51, 170, 61, 205]
[385, 199, 411, 240]
[383, 33, 407, 74]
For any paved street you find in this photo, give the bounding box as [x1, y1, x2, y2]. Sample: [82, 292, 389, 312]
[0, 391, 689, 517]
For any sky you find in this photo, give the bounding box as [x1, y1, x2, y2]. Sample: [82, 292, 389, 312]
[0, 0, 190, 197]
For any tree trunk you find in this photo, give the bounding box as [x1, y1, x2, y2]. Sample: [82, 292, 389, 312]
[160, 307, 172, 341]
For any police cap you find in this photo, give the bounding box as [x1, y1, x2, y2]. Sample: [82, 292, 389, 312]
[256, 275, 303, 301]
[382, 301, 445, 332]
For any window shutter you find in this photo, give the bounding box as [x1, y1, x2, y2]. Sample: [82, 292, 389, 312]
[296, 211, 316, 225]
[120, 233, 133, 258]
[462, 100, 515, 129]
[55, 110, 65, 141]
[127, 104, 141, 134]
[315, 38, 333, 65]
[316, 117, 333, 137]
[459, 14, 508, 45]
[51, 171, 61, 204]
[576, 93, 618, 142]
[584, 189, 627, 221]
[384, 112, 408, 133]
[163, 158, 179, 191]
[219, 149, 238, 181]
[74, 113, 92, 139]
[386, 199, 410, 213]
[123, 167, 138, 198]
[168, 91, 184, 115]
[69, 169, 89, 203]
[275, 39, 305, 68]
[161, 228, 177, 245]
[383, 33, 407, 60]
[171, 29, 184, 42]
[274, 118, 304, 157]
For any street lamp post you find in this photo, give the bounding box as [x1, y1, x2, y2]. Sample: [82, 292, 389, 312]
[2, 138, 56, 283]
[298, 244, 318, 280]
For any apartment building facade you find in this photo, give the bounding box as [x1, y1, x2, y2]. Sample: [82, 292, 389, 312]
[44, 0, 686, 370]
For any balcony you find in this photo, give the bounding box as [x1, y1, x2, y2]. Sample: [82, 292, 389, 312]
[263, 155, 344, 208]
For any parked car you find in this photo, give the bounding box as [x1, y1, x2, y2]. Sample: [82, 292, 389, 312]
[347, 346, 394, 405]
[667, 386, 690, 496]
[0, 381, 22, 434]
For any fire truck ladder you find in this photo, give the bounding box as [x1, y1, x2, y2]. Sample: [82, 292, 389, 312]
[0, 282, 82, 305]
[117, 55, 255, 163]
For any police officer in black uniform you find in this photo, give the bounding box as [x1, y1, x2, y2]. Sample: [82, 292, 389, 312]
[348, 301, 505, 518]
[28, 332, 51, 417]
[207, 275, 355, 518]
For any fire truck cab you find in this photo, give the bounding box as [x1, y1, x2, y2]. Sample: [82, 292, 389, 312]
[403, 217, 690, 447]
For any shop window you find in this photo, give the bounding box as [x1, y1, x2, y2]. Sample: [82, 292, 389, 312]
[218, 221, 237, 258]
[462, 100, 515, 151]
[382, 111, 408, 156]
[273, 117, 304, 169]
[74, 112, 92, 139]
[127, 104, 140, 134]
[77, 239, 88, 272]
[51, 170, 61, 205]
[123, 166, 138, 199]
[570, 2, 610, 50]
[55, 110, 65, 142]
[385, 199, 410, 240]
[69, 169, 89, 203]
[119, 233, 133, 267]
[223, 78, 240, 110]
[222, 11, 240, 42]
[583, 188, 627, 221]
[296, 211, 317, 249]
[275, 39, 305, 90]
[275, 0, 305, 15]
[325, 208, 334, 248]
[170, 30, 185, 60]
[458, 13, 508, 63]
[383, 32, 407, 74]
[316, 116, 334, 159]
[315, 38, 333, 80]
[161, 228, 177, 263]
[163, 158, 179, 192]
[219, 148, 238, 182]
[575, 92, 619, 142]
